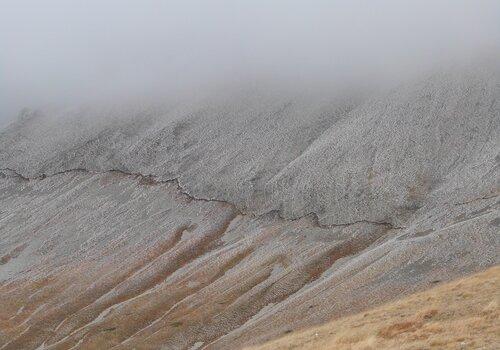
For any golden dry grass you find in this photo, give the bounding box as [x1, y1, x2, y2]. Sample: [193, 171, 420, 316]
[249, 266, 500, 350]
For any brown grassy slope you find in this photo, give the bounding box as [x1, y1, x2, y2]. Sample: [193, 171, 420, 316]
[249, 265, 500, 350]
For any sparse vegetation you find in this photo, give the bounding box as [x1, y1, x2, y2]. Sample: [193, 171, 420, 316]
[250, 266, 499, 350]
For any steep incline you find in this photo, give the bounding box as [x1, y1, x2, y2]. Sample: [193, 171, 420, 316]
[265, 66, 500, 225]
[0, 62, 499, 349]
[0, 64, 498, 227]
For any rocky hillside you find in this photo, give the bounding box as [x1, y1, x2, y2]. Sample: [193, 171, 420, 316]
[0, 62, 499, 349]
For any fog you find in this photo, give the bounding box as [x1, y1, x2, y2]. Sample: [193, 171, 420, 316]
[1, 0, 499, 125]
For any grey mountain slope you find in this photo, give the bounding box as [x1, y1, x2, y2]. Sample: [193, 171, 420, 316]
[0, 62, 499, 349]
[264, 66, 500, 225]
[0, 91, 357, 214]
[1, 64, 498, 228]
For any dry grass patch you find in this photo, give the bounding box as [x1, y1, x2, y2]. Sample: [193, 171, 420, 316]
[249, 265, 500, 350]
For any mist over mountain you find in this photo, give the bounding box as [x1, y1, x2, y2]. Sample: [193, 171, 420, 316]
[1, 57, 499, 349]
[2, 0, 500, 125]
[1, 1, 499, 349]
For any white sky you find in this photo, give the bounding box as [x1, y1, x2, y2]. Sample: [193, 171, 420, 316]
[1, 0, 499, 124]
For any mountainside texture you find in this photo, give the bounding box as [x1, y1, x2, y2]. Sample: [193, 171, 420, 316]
[250, 265, 500, 350]
[0, 62, 499, 349]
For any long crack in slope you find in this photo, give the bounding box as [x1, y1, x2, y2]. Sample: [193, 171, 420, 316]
[0, 167, 402, 230]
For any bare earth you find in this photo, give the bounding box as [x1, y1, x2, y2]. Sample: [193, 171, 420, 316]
[250, 265, 500, 350]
